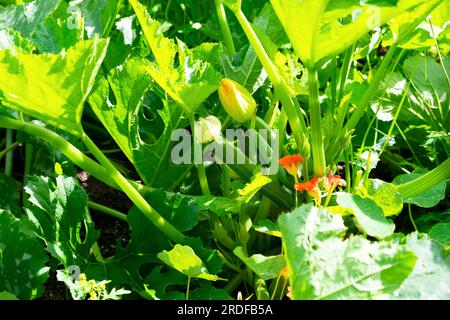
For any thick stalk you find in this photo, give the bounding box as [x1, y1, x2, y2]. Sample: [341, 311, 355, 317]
[0, 117, 156, 195]
[4, 129, 13, 176]
[0, 117, 184, 241]
[81, 133, 185, 242]
[23, 143, 33, 205]
[308, 69, 326, 177]
[215, 0, 236, 57]
[397, 157, 450, 199]
[0, 117, 114, 183]
[234, 9, 309, 157]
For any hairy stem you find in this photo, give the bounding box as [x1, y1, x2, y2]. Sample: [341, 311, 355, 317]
[215, 0, 236, 57]
[81, 133, 185, 242]
[234, 9, 309, 158]
[0, 117, 184, 241]
[308, 69, 326, 177]
[397, 157, 450, 200]
[4, 129, 13, 176]
[0, 117, 156, 195]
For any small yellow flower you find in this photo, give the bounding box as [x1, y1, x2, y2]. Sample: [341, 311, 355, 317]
[218, 78, 256, 123]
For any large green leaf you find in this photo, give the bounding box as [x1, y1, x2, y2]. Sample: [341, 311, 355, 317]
[0, 210, 49, 299]
[85, 202, 172, 299]
[0, 38, 109, 136]
[270, 0, 435, 68]
[237, 172, 272, 204]
[85, 192, 207, 298]
[386, 0, 446, 47]
[394, 233, 450, 299]
[336, 193, 396, 239]
[0, 29, 33, 51]
[144, 266, 186, 300]
[0, 0, 62, 37]
[157, 244, 221, 281]
[195, 195, 241, 216]
[69, 0, 120, 38]
[130, 0, 222, 115]
[356, 179, 403, 217]
[88, 59, 192, 189]
[30, 15, 83, 53]
[234, 247, 286, 280]
[278, 204, 416, 300]
[24, 175, 100, 267]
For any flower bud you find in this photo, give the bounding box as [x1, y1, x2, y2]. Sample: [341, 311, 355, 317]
[194, 115, 222, 144]
[218, 78, 256, 123]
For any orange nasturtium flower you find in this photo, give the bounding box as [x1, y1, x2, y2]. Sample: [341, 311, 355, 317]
[279, 154, 304, 178]
[295, 177, 322, 199]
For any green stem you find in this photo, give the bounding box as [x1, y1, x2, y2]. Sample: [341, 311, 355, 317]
[0, 117, 156, 195]
[234, 9, 309, 157]
[379, 84, 410, 156]
[0, 117, 118, 185]
[279, 276, 288, 300]
[324, 191, 333, 208]
[330, 58, 338, 113]
[0, 141, 19, 160]
[88, 201, 128, 222]
[397, 157, 450, 200]
[23, 143, 33, 205]
[224, 272, 244, 295]
[277, 109, 288, 153]
[81, 133, 185, 242]
[308, 69, 326, 177]
[408, 204, 418, 232]
[344, 148, 352, 193]
[363, 151, 372, 183]
[270, 275, 281, 301]
[215, 0, 236, 57]
[190, 117, 211, 195]
[186, 276, 191, 301]
[4, 128, 13, 176]
[197, 164, 211, 195]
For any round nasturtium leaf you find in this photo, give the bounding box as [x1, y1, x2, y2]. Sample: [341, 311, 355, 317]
[357, 179, 403, 216]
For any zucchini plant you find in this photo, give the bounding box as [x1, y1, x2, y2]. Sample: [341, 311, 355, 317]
[0, 0, 448, 300]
